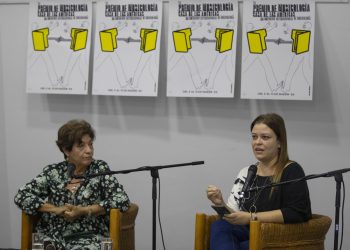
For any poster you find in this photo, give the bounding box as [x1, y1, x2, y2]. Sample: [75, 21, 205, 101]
[167, 0, 238, 98]
[92, 0, 162, 96]
[26, 0, 92, 94]
[240, 0, 315, 100]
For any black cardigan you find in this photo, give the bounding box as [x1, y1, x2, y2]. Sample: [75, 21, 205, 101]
[241, 162, 312, 223]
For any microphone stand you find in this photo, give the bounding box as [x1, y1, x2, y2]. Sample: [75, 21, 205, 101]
[247, 168, 350, 250]
[74, 161, 205, 250]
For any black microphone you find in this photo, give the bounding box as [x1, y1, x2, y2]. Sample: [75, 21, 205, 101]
[190, 161, 205, 165]
[67, 163, 76, 179]
[239, 164, 258, 199]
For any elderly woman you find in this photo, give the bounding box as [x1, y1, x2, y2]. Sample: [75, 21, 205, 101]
[14, 119, 130, 250]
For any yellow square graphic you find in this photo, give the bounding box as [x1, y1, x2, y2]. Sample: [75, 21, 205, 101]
[291, 29, 311, 55]
[70, 28, 88, 51]
[100, 28, 118, 52]
[215, 28, 234, 53]
[32, 28, 49, 51]
[173, 28, 192, 53]
[247, 29, 267, 54]
[140, 28, 158, 53]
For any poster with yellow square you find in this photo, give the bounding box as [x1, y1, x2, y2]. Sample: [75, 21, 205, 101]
[92, 0, 162, 97]
[241, 0, 315, 100]
[26, 0, 92, 94]
[167, 0, 238, 98]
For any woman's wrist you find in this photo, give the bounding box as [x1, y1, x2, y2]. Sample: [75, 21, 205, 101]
[83, 204, 105, 217]
[39, 203, 59, 214]
[250, 211, 258, 221]
[84, 206, 93, 217]
[87, 207, 92, 217]
[213, 200, 225, 206]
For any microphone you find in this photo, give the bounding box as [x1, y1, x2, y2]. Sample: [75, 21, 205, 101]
[67, 163, 76, 179]
[190, 161, 205, 165]
[239, 164, 258, 200]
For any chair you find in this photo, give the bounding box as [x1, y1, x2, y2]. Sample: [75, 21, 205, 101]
[21, 203, 139, 250]
[194, 213, 332, 250]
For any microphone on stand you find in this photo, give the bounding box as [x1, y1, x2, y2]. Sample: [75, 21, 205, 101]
[239, 164, 258, 208]
[190, 161, 205, 165]
[64, 160, 204, 250]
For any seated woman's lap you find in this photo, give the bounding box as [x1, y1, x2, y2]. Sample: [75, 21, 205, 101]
[210, 219, 249, 250]
[66, 234, 102, 250]
[41, 234, 101, 250]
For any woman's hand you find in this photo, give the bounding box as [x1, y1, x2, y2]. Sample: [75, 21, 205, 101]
[53, 205, 70, 217]
[63, 204, 84, 222]
[38, 203, 69, 217]
[207, 185, 225, 206]
[223, 211, 251, 225]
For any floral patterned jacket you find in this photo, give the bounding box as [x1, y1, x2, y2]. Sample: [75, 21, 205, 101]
[14, 159, 130, 248]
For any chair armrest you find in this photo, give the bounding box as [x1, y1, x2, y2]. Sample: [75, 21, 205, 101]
[252, 214, 332, 249]
[121, 203, 139, 230]
[21, 211, 40, 250]
[249, 220, 261, 250]
[194, 213, 206, 250]
[110, 203, 139, 250]
[120, 203, 139, 250]
[194, 213, 219, 250]
[110, 208, 122, 250]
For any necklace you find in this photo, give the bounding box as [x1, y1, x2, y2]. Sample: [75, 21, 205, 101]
[66, 179, 82, 193]
[247, 175, 270, 214]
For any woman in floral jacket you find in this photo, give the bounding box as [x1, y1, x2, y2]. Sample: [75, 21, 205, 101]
[14, 119, 130, 249]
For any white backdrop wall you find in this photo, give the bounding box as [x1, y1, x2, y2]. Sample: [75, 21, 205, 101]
[0, 1, 350, 249]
